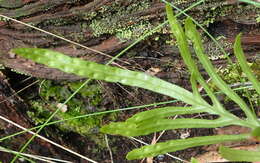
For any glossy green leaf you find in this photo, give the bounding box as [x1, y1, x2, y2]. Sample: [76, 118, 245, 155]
[126, 134, 249, 160]
[234, 34, 260, 95]
[126, 106, 213, 123]
[12, 48, 207, 107]
[101, 118, 233, 137]
[219, 146, 260, 162]
[184, 18, 259, 126]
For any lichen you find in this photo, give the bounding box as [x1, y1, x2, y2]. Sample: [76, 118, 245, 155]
[204, 36, 232, 60]
[88, 0, 152, 41]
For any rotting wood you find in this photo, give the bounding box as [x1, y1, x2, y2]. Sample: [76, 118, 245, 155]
[0, 0, 259, 80]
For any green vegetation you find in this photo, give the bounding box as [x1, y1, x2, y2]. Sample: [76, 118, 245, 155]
[88, 0, 152, 41]
[11, 3, 260, 161]
[26, 80, 114, 149]
[218, 63, 260, 106]
[0, 0, 258, 162]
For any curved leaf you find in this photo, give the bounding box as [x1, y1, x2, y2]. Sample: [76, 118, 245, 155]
[184, 18, 259, 126]
[234, 34, 260, 95]
[101, 118, 233, 137]
[126, 134, 249, 160]
[219, 146, 260, 162]
[126, 106, 214, 123]
[238, 0, 260, 7]
[12, 48, 207, 107]
[135, 118, 233, 136]
[166, 4, 227, 114]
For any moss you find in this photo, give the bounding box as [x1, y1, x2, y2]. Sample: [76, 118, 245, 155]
[27, 80, 117, 148]
[0, 0, 23, 8]
[216, 62, 260, 106]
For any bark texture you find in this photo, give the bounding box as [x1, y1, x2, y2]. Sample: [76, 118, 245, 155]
[0, 1, 259, 162]
[0, 0, 259, 80]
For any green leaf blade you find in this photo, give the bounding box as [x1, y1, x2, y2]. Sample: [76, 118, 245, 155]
[101, 118, 233, 137]
[234, 34, 260, 95]
[12, 48, 202, 106]
[219, 146, 260, 162]
[127, 134, 249, 160]
[126, 106, 213, 123]
[135, 118, 233, 136]
[184, 18, 259, 126]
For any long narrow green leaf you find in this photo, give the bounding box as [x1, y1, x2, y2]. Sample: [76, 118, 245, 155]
[234, 34, 260, 95]
[101, 118, 233, 137]
[184, 18, 259, 126]
[219, 146, 260, 162]
[126, 134, 249, 160]
[135, 118, 234, 136]
[165, 4, 198, 75]
[12, 48, 206, 107]
[238, 0, 260, 7]
[126, 106, 214, 123]
[166, 4, 232, 115]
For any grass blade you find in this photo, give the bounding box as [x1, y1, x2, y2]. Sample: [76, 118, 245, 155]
[219, 146, 260, 162]
[126, 134, 249, 160]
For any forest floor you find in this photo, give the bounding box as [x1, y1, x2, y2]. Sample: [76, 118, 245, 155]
[0, 1, 259, 162]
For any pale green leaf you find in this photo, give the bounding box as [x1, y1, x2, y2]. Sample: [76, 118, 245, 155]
[191, 157, 199, 163]
[126, 134, 249, 160]
[219, 146, 260, 162]
[165, 4, 198, 75]
[234, 34, 260, 95]
[238, 0, 260, 7]
[166, 4, 227, 114]
[101, 118, 233, 137]
[251, 126, 260, 140]
[126, 106, 213, 123]
[12, 48, 206, 107]
[184, 18, 259, 126]
[135, 118, 233, 136]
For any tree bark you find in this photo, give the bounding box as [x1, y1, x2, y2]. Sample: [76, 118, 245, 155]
[0, 0, 259, 80]
[0, 1, 259, 161]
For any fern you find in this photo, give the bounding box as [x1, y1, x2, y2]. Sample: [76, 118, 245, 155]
[12, 4, 260, 162]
